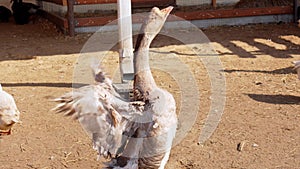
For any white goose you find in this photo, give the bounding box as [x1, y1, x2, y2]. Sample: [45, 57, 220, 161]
[111, 6, 177, 169]
[0, 84, 20, 136]
[132, 6, 177, 169]
[54, 6, 177, 169]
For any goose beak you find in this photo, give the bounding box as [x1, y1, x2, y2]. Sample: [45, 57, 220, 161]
[12, 118, 19, 124]
[11, 113, 20, 124]
[161, 6, 174, 15]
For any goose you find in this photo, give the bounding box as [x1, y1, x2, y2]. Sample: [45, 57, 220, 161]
[293, 60, 300, 80]
[132, 6, 177, 169]
[0, 84, 20, 136]
[110, 6, 177, 169]
[54, 6, 176, 169]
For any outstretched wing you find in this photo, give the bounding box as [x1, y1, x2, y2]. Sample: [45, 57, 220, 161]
[53, 84, 144, 159]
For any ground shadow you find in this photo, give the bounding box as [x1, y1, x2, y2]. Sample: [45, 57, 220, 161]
[203, 23, 300, 59]
[1, 21, 300, 62]
[1, 82, 88, 88]
[246, 93, 300, 104]
[223, 66, 296, 74]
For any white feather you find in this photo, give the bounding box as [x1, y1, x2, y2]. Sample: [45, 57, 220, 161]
[0, 85, 20, 133]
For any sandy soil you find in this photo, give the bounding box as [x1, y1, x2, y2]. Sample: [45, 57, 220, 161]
[0, 18, 299, 169]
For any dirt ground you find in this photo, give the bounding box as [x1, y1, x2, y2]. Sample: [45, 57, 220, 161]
[0, 18, 299, 169]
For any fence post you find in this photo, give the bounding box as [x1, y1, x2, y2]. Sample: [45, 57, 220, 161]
[67, 0, 75, 37]
[212, 0, 217, 9]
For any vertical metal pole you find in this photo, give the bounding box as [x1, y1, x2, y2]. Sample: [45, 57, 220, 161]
[117, 0, 134, 83]
[67, 0, 75, 37]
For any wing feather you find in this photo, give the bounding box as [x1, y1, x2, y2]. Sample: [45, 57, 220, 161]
[53, 83, 144, 159]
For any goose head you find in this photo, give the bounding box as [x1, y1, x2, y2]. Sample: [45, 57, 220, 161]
[0, 88, 20, 135]
[142, 6, 173, 39]
[0, 109, 19, 136]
